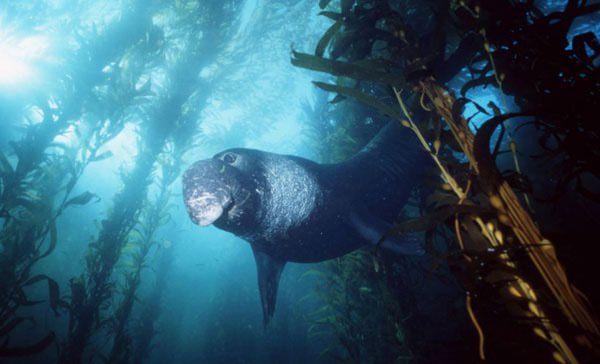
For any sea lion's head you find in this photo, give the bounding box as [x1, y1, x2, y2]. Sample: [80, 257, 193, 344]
[182, 149, 262, 233]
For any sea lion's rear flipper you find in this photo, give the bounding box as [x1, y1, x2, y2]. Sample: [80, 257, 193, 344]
[252, 246, 287, 326]
[349, 210, 424, 256]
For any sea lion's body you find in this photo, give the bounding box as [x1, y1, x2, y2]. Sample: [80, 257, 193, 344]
[183, 122, 427, 323]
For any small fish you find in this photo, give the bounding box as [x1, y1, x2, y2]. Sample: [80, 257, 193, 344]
[359, 286, 372, 294]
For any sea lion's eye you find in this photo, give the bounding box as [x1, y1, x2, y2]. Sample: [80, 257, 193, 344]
[223, 153, 237, 164]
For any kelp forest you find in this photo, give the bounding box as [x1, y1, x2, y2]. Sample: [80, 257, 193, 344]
[0, 0, 598, 363]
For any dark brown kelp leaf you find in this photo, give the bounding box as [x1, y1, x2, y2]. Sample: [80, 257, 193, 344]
[461, 218, 492, 253]
[462, 98, 490, 117]
[340, 0, 353, 16]
[319, 0, 333, 10]
[572, 32, 599, 61]
[390, 204, 491, 235]
[330, 93, 346, 104]
[46, 277, 63, 316]
[65, 191, 99, 206]
[23, 274, 63, 315]
[91, 151, 113, 162]
[440, 129, 465, 153]
[0, 318, 25, 338]
[291, 51, 406, 88]
[487, 101, 501, 116]
[425, 190, 459, 209]
[0, 332, 55, 357]
[472, 113, 532, 193]
[318, 11, 342, 21]
[330, 28, 401, 61]
[0, 150, 13, 177]
[329, 30, 359, 60]
[502, 171, 533, 194]
[316, 21, 342, 57]
[39, 220, 57, 259]
[460, 75, 496, 97]
[312, 82, 404, 121]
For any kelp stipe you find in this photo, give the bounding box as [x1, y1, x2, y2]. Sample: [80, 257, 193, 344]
[0, 119, 66, 357]
[107, 76, 200, 362]
[131, 243, 174, 364]
[60, 117, 166, 363]
[106, 151, 180, 364]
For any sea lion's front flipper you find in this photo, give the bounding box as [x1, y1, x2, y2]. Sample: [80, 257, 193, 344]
[252, 246, 287, 326]
[349, 210, 424, 255]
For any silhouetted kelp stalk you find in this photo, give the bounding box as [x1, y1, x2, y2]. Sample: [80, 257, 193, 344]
[0, 114, 127, 358]
[106, 146, 181, 364]
[293, 0, 599, 362]
[0, 136, 66, 357]
[131, 240, 174, 364]
[105, 2, 244, 357]
[60, 80, 185, 363]
[105, 228, 157, 364]
[60, 101, 171, 363]
[104, 227, 154, 364]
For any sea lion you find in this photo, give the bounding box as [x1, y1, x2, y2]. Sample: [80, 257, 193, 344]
[183, 121, 427, 324]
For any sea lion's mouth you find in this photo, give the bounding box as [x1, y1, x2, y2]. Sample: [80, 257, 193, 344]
[186, 191, 233, 226]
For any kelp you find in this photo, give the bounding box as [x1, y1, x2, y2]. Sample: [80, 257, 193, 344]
[107, 108, 196, 364]
[304, 252, 413, 363]
[131, 242, 174, 364]
[452, 1, 600, 203]
[0, 2, 156, 356]
[61, 63, 186, 364]
[105, 221, 157, 364]
[294, 0, 599, 362]
[397, 85, 595, 362]
[60, 1, 241, 362]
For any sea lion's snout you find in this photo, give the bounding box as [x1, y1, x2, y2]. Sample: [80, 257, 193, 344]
[183, 160, 233, 227]
[185, 191, 232, 226]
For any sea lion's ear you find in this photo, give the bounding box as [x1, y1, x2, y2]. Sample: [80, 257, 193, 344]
[252, 246, 286, 326]
[349, 209, 425, 256]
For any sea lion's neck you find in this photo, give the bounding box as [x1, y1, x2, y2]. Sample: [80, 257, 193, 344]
[258, 155, 322, 238]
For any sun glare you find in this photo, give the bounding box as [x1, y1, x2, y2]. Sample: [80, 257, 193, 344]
[0, 34, 49, 87]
